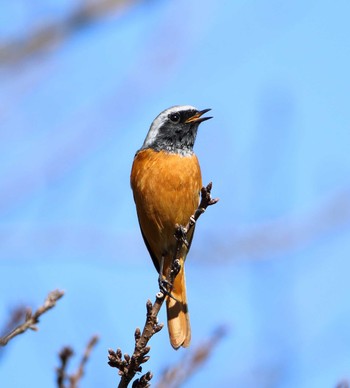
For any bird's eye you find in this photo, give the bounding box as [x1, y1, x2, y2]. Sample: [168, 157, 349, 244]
[168, 112, 181, 124]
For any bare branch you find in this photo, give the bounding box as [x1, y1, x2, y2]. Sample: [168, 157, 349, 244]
[0, 306, 28, 337]
[0, 0, 135, 67]
[57, 347, 74, 388]
[0, 289, 64, 346]
[336, 380, 350, 388]
[108, 296, 163, 388]
[156, 326, 228, 388]
[193, 182, 220, 225]
[109, 182, 218, 387]
[70, 335, 99, 388]
[56, 335, 99, 388]
[174, 182, 219, 264]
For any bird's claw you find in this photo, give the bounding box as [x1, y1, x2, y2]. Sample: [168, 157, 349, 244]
[170, 258, 181, 278]
[174, 225, 189, 247]
[158, 276, 178, 302]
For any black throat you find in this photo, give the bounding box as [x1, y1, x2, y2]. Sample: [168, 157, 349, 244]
[142, 125, 197, 156]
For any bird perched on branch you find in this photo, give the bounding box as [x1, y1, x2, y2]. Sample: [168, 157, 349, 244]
[130, 105, 212, 349]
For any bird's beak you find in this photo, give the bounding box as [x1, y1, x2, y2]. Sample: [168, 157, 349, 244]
[185, 108, 213, 124]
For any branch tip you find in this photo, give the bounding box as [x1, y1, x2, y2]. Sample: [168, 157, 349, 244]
[0, 289, 64, 347]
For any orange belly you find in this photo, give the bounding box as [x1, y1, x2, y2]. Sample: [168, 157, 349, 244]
[130, 148, 202, 269]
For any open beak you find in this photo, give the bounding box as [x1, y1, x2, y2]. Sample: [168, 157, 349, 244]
[185, 108, 212, 124]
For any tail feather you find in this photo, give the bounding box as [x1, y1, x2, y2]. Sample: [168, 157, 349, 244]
[166, 266, 191, 349]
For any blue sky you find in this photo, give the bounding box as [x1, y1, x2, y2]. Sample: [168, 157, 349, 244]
[1, 1, 350, 387]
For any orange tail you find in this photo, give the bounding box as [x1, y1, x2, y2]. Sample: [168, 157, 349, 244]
[166, 265, 191, 349]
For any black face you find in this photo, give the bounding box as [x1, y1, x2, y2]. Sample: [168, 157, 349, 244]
[167, 109, 199, 125]
[140, 107, 212, 155]
[140, 108, 211, 155]
[155, 109, 200, 154]
[168, 111, 181, 124]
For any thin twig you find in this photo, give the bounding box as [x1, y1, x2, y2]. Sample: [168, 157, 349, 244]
[70, 335, 99, 388]
[156, 326, 228, 388]
[336, 380, 350, 388]
[57, 347, 74, 388]
[188, 182, 220, 231]
[108, 295, 163, 388]
[0, 0, 135, 66]
[0, 289, 64, 346]
[108, 182, 218, 388]
[0, 306, 28, 338]
[56, 335, 99, 388]
[173, 182, 219, 265]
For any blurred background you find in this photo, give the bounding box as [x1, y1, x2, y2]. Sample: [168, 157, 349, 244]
[1, 0, 350, 387]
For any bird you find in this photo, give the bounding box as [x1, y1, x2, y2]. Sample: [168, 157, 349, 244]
[130, 105, 212, 349]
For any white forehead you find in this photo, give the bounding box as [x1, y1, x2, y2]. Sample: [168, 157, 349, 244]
[142, 105, 197, 148]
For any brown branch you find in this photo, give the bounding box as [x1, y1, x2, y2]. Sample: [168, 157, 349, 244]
[108, 296, 163, 388]
[108, 182, 218, 388]
[336, 380, 350, 388]
[0, 0, 136, 67]
[174, 182, 219, 263]
[70, 335, 99, 388]
[156, 326, 228, 388]
[57, 347, 74, 388]
[0, 289, 64, 346]
[0, 306, 28, 338]
[189, 182, 220, 230]
[56, 335, 99, 388]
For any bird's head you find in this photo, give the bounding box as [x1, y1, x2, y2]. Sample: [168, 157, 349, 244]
[141, 105, 212, 155]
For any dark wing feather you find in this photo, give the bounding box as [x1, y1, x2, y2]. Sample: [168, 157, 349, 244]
[139, 225, 160, 273]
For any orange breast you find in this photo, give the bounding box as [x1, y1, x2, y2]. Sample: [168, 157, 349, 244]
[130, 149, 202, 265]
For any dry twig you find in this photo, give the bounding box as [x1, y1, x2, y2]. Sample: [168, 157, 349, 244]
[336, 380, 350, 388]
[156, 326, 227, 388]
[108, 182, 218, 388]
[0, 0, 134, 66]
[0, 306, 28, 338]
[57, 347, 74, 388]
[56, 335, 99, 388]
[0, 289, 64, 346]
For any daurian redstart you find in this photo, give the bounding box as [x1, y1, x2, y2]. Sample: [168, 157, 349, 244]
[131, 105, 212, 349]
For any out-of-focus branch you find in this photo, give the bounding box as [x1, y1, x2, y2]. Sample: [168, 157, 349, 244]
[336, 380, 349, 388]
[156, 326, 228, 388]
[108, 182, 219, 388]
[57, 347, 74, 388]
[0, 306, 28, 338]
[201, 188, 350, 263]
[70, 335, 99, 388]
[0, 306, 28, 361]
[56, 335, 99, 388]
[0, 289, 64, 346]
[0, 0, 136, 66]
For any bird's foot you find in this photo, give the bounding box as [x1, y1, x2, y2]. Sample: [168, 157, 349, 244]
[174, 224, 189, 248]
[158, 275, 179, 302]
[170, 258, 181, 278]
